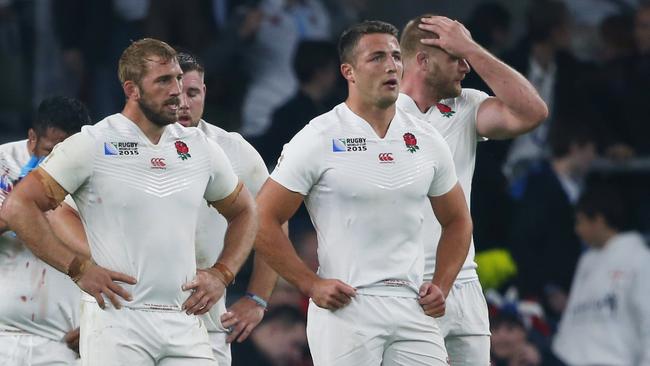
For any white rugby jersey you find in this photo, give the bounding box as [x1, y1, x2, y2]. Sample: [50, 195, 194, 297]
[553, 232, 650, 366]
[40, 114, 239, 311]
[397, 89, 489, 282]
[194, 120, 268, 332]
[271, 103, 458, 298]
[0, 140, 80, 341]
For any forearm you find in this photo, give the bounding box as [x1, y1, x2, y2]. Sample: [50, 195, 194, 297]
[431, 219, 472, 296]
[47, 205, 91, 259]
[246, 254, 278, 300]
[467, 46, 547, 130]
[215, 206, 258, 275]
[0, 196, 77, 274]
[255, 217, 319, 296]
[245, 222, 286, 299]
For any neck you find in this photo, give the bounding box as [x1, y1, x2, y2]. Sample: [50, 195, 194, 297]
[345, 96, 395, 138]
[594, 228, 618, 249]
[531, 42, 556, 70]
[301, 81, 327, 104]
[401, 71, 441, 113]
[551, 157, 576, 180]
[122, 101, 166, 144]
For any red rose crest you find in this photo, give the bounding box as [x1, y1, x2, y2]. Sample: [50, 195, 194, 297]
[403, 132, 419, 153]
[436, 103, 455, 118]
[175, 140, 191, 160]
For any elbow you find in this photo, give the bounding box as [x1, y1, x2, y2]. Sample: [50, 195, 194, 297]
[535, 100, 549, 125]
[528, 99, 549, 129]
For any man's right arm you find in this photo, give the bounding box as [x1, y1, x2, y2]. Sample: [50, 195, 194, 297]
[255, 179, 356, 309]
[47, 200, 91, 259]
[0, 168, 136, 308]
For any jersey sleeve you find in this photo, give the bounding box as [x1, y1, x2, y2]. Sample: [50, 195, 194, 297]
[204, 138, 240, 203]
[233, 135, 269, 197]
[39, 132, 95, 194]
[269, 124, 323, 195]
[463, 88, 491, 141]
[428, 134, 459, 197]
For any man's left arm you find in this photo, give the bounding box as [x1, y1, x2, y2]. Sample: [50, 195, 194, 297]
[420, 183, 472, 319]
[182, 180, 258, 316]
[220, 138, 280, 342]
[419, 16, 548, 139]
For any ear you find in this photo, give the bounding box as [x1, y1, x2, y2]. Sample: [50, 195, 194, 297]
[340, 63, 354, 83]
[123, 81, 140, 100]
[28, 128, 37, 143]
[416, 51, 429, 70]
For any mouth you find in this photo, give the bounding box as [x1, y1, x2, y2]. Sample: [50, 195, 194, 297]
[177, 114, 192, 127]
[383, 78, 399, 89]
[164, 98, 180, 113]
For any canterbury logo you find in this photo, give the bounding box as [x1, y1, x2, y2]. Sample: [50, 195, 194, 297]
[378, 153, 394, 162]
[150, 158, 166, 169]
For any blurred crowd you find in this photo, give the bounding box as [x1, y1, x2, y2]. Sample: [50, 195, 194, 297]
[1, 0, 649, 365]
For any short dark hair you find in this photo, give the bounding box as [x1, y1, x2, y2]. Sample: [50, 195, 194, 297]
[177, 51, 204, 75]
[294, 41, 338, 84]
[576, 186, 629, 231]
[526, 0, 569, 43]
[338, 20, 399, 64]
[33, 96, 91, 136]
[264, 305, 305, 328]
[548, 118, 596, 158]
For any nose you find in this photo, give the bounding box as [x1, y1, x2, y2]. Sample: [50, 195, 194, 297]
[459, 59, 470, 74]
[179, 92, 189, 110]
[171, 77, 182, 96]
[386, 57, 398, 74]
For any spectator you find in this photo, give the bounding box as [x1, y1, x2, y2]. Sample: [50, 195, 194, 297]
[553, 187, 650, 366]
[598, 2, 650, 157]
[240, 0, 331, 138]
[255, 40, 339, 165]
[231, 305, 308, 366]
[490, 313, 541, 366]
[509, 120, 597, 319]
[503, 0, 597, 179]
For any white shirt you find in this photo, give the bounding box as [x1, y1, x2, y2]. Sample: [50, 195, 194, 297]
[553, 232, 650, 366]
[194, 120, 268, 332]
[397, 90, 489, 282]
[0, 139, 81, 341]
[271, 103, 458, 298]
[240, 0, 331, 137]
[40, 114, 239, 311]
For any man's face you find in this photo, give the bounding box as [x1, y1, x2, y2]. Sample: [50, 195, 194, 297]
[575, 212, 600, 247]
[491, 322, 527, 359]
[29, 127, 69, 157]
[269, 323, 307, 364]
[136, 56, 183, 127]
[347, 33, 403, 108]
[424, 48, 470, 99]
[178, 70, 206, 128]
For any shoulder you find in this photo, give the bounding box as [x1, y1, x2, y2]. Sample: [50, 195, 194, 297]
[0, 139, 27, 156]
[396, 107, 445, 141]
[444, 88, 490, 111]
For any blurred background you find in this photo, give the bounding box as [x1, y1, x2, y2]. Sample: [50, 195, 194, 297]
[1, 0, 649, 365]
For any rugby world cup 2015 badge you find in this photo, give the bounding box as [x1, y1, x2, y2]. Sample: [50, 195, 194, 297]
[104, 142, 139, 156]
[332, 137, 367, 152]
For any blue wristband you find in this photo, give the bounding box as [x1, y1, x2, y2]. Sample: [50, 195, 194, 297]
[245, 292, 268, 309]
